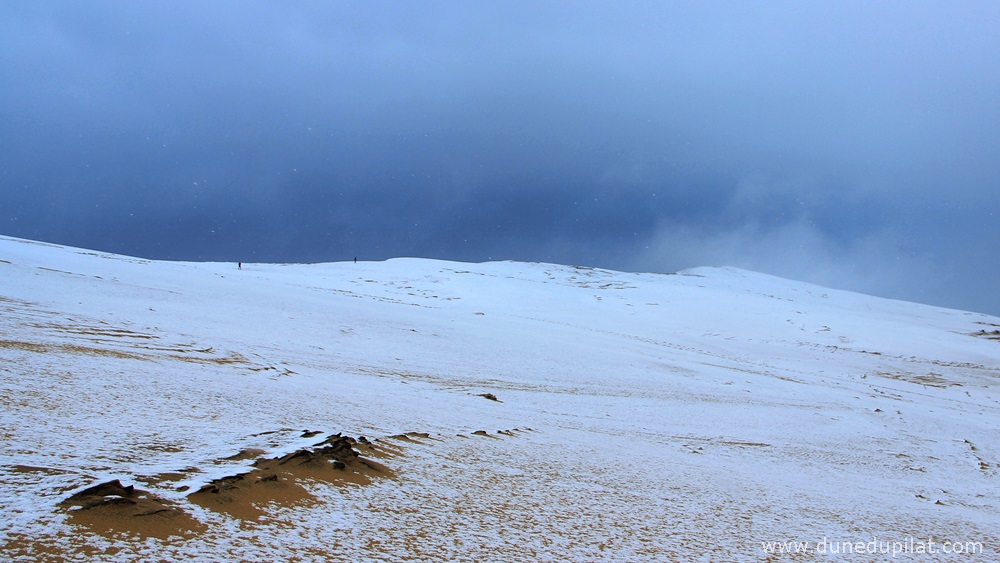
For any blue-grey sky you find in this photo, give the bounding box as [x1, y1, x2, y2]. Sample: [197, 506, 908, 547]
[2, 1, 999, 314]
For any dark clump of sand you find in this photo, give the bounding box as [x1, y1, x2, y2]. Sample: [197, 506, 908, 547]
[28, 432, 401, 560]
[60, 479, 206, 538]
[56, 432, 397, 537]
[189, 434, 394, 520]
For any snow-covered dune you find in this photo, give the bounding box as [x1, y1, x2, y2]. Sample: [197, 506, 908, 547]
[1, 234, 997, 561]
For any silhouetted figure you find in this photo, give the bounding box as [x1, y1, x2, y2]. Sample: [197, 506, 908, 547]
[354, 257, 357, 264]
[238, 262, 242, 270]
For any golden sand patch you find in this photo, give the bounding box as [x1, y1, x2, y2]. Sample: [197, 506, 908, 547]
[61, 479, 206, 539]
[189, 434, 393, 520]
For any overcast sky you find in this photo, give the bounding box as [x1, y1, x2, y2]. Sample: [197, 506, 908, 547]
[2, 1, 999, 314]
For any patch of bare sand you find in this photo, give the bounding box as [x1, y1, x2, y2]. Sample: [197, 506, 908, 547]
[60, 479, 206, 539]
[189, 434, 394, 520]
[2, 433, 401, 561]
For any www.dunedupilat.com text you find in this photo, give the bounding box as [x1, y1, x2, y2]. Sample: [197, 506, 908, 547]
[759, 536, 984, 557]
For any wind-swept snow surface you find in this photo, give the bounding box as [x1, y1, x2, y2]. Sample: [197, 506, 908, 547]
[1, 235, 997, 561]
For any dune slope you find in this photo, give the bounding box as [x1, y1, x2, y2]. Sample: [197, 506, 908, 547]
[1, 235, 998, 561]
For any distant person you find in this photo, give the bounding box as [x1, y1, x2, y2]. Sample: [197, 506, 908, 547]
[238, 262, 242, 270]
[354, 257, 357, 264]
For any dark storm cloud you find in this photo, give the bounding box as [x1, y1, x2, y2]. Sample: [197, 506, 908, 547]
[2, 1, 999, 313]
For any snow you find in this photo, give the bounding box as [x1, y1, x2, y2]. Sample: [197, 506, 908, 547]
[1, 234, 998, 561]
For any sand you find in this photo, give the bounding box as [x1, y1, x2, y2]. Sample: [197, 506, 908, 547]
[189, 434, 394, 520]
